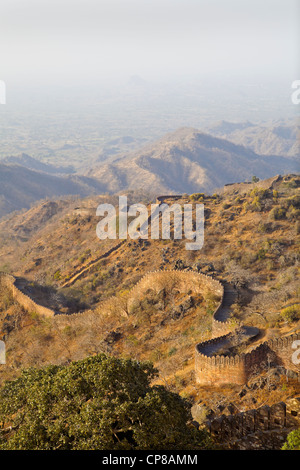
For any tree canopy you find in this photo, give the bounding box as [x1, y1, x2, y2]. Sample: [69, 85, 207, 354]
[0, 354, 212, 450]
[282, 428, 300, 450]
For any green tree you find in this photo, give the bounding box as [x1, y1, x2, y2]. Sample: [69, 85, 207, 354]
[282, 428, 300, 450]
[0, 354, 212, 450]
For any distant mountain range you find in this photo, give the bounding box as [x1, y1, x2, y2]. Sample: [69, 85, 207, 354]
[0, 126, 299, 218]
[2, 153, 75, 174]
[0, 163, 106, 218]
[85, 127, 299, 194]
[204, 119, 299, 158]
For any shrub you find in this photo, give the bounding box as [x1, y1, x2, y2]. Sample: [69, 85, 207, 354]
[190, 193, 205, 201]
[269, 206, 286, 220]
[256, 248, 267, 260]
[53, 270, 61, 281]
[258, 222, 268, 233]
[280, 304, 300, 323]
[251, 196, 262, 212]
[286, 206, 300, 220]
[168, 347, 177, 356]
[282, 428, 300, 450]
[0, 355, 213, 450]
[283, 179, 298, 189]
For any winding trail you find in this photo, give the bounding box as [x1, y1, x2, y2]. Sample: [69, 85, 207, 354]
[60, 240, 126, 288]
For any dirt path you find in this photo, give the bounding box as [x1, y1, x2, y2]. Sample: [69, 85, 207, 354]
[60, 240, 125, 288]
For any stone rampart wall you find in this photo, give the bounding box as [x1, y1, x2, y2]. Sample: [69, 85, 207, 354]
[0, 272, 55, 318]
[204, 397, 300, 450]
[195, 332, 300, 386]
[223, 175, 282, 195]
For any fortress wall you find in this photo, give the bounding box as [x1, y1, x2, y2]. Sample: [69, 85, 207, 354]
[1, 265, 298, 388]
[156, 195, 183, 204]
[205, 398, 300, 449]
[211, 314, 234, 338]
[195, 347, 247, 386]
[0, 272, 55, 318]
[266, 334, 300, 372]
[223, 175, 282, 195]
[195, 332, 300, 387]
[56, 268, 225, 320]
[126, 270, 224, 313]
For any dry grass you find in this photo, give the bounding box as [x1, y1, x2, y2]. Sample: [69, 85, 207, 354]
[0, 176, 299, 407]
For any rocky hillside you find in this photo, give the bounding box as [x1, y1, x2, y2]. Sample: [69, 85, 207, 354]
[0, 175, 299, 417]
[205, 119, 299, 158]
[1, 127, 298, 218]
[1, 153, 75, 174]
[0, 163, 107, 218]
[86, 127, 299, 194]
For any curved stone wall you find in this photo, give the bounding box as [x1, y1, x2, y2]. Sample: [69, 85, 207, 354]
[195, 323, 299, 386]
[0, 272, 55, 318]
[125, 269, 224, 312]
[223, 175, 282, 195]
[1, 266, 298, 387]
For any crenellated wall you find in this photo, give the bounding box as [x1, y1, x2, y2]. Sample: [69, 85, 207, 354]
[1, 265, 299, 387]
[0, 272, 55, 318]
[156, 195, 183, 204]
[55, 268, 225, 321]
[195, 336, 247, 386]
[211, 310, 233, 338]
[125, 269, 224, 313]
[0, 241, 127, 318]
[195, 331, 300, 386]
[223, 174, 282, 195]
[203, 397, 300, 450]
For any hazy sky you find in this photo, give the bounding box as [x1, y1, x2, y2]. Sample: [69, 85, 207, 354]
[0, 0, 299, 85]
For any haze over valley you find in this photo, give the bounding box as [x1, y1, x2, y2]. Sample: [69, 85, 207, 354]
[0, 119, 298, 218]
[0, 77, 299, 218]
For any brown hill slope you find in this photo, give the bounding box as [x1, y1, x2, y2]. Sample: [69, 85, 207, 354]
[86, 127, 299, 194]
[0, 175, 299, 407]
[1, 153, 75, 174]
[205, 119, 299, 158]
[0, 163, 107, 218]
[1, 127, 298, 218]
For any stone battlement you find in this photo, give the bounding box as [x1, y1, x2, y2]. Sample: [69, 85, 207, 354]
[0, 272, 55, 318]
[203, 397, 300, 450]
[223, 175, 282, 195]
[1, 263, 299, 387]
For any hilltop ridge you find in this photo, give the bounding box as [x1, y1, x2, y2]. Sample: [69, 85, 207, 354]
[0, 174, 299, 396]
[86, 127, 299, 194]
[1, 126, 298, 219]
